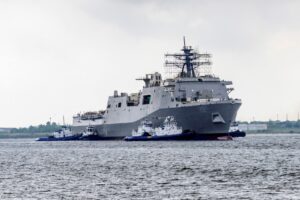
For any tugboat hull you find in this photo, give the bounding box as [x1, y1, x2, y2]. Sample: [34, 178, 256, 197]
[79, 135, 117, 140]
[36, 135, 81, 141]
[229, 130, 246, 137]
[124, 132, 195, 141]
[124, 132, 236, 141]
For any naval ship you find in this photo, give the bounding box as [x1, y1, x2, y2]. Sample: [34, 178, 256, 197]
[72, 38, 241, 139]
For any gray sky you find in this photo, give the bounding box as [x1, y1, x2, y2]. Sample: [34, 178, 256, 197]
[1, 0, 300, 127]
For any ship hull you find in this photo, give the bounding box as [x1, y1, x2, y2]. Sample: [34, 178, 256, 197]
[71, 101, 241, 139]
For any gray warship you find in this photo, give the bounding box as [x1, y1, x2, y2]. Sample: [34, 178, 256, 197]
[72, 38, 241, 139]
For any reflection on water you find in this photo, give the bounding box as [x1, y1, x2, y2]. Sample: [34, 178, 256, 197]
[0, 134, 299, 199]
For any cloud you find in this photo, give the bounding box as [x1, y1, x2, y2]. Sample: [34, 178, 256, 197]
[0, 0, 299, 126]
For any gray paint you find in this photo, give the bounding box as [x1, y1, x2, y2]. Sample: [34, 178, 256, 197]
[72, 100, 241, 137]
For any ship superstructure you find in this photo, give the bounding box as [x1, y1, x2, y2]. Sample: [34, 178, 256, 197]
[72, 38, 241, 138]
[73, 111, 104, 126]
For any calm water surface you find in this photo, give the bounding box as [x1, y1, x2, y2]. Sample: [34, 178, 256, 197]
[0, 134, 299, 200]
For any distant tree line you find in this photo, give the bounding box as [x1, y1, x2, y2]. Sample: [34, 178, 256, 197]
[238, 120, 300, 129]
[10, 122, 62, 133]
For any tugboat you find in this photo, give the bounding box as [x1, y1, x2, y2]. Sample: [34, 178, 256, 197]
[229, 122, 246, 137]
[154, 116, 183, 136]
[36, 126, 81, 141]
[131, 120, 155, 137]
[124, 116, 195, 141]
[79, 126, 102, 140]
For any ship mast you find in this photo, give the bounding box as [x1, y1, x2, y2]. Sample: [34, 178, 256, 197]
[165, 37, 212, 78]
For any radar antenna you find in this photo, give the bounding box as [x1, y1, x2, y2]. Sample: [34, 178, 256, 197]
[165, 37, 212, 78]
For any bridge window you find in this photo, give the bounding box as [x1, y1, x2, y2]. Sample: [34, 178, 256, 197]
[142, 95, 151, 105]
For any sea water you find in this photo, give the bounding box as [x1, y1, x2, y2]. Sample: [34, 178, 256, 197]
[0, 134, 299, 199]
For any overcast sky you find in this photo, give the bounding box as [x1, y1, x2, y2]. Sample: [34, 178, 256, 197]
[0, 0, 300, 127]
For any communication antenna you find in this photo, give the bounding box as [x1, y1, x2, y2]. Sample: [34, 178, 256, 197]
[165, 37, 212, 78]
